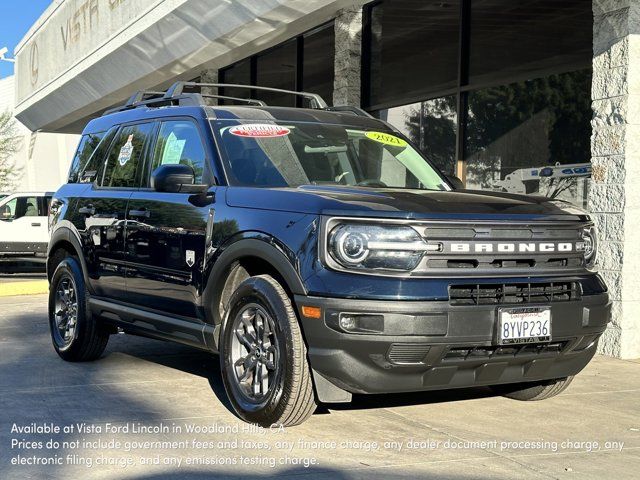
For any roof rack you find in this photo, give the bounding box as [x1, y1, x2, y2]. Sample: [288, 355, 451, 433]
[102, 82, 381, 119]
[165, 82, 329, 109]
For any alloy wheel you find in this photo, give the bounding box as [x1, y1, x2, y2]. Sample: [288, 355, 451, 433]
[229, 303, 281, 404]
[53, 276, 78, 347]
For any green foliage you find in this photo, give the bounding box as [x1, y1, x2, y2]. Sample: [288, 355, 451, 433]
[0, 111, 23, 190]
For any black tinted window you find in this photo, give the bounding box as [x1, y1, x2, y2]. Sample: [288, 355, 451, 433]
[469, 0, 592, 85]
[101, 123, 153, 188]
[303, 24, 335, 106]
[367, 0, 460, 108]
[150, 121, 206, 184]
[255, 40, 297, 107]
[68, 132, 105, 183]
[220, 59, 252, 103]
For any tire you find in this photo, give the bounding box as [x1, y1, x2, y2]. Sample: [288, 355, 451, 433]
[491, 376, 574, 401]
[48, 257, 109, 361]
[220, 275, 316, 427]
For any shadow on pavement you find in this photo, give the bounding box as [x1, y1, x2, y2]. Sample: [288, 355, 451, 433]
[121, 467, 473, 480]
[116, 334, 499, 418]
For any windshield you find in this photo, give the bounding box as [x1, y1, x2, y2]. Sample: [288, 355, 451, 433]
[213, 120, 450, 191]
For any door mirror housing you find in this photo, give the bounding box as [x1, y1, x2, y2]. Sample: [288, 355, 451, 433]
[150, 164, 208, 194]
[446, 175, 464, 190]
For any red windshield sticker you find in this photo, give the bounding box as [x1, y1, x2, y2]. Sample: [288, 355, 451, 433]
[229, 124, 291, 138]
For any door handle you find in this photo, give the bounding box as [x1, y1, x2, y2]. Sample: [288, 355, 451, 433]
[31, 222, 41, 227]
[78, 205, 95, 215]
[129, 209, 151, 218]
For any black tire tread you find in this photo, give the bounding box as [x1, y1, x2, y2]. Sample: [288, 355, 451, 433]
[49, 257, 109, 362]
[253, 275, 316, 426]
[493, 376, 574, 401]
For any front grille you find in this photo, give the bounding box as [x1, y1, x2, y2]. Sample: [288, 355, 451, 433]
[449, 282, 581, 305]
[416, 222, 587, 275]
[387, 343, 431, 364]
[443, 342, 568, 361]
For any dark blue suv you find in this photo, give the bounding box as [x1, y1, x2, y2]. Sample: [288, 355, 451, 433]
[47, 82, 610, 426]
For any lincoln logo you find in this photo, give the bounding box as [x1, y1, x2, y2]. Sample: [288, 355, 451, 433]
[450, 242, 576, 253]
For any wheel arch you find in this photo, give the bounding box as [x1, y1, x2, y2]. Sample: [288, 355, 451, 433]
[47, 225, 90, 291]
[203, 237, 307, 331]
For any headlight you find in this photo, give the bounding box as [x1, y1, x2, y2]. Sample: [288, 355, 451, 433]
[580, 225, 598, 268]
[328, 224, 429, 271]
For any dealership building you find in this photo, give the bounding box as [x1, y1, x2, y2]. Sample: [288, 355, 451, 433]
[11, 0, 640, 358]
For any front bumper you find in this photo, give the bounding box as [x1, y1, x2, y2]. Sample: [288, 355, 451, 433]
[295, 292, 610, 396]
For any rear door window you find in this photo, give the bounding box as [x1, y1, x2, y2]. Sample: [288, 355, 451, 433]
[100, 123, 154, 188]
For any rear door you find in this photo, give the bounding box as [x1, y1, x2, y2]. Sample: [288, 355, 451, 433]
[74, 122, 154, 299]
[125, 118, 212, 318]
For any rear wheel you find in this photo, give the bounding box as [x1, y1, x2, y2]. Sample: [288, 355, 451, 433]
[48, 257, 109, 361]
[220, 275, 316, 427]
[491, 376, 574, 401]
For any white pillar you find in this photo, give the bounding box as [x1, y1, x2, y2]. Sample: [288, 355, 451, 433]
[591, 0, 640, 358]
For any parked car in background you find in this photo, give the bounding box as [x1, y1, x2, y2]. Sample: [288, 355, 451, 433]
[0, 192, 53, 259]
[0, 192, 9, 201]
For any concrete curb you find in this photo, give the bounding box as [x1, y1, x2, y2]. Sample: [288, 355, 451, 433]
[0, 280, 49, 297]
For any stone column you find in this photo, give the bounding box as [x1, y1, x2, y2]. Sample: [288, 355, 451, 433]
[333, 3, 365, 107]
[199, 68, 219, 105]
[591, 0, 640, 358]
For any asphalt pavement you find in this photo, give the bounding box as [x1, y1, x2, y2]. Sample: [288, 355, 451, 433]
[0, 294, 638, 480]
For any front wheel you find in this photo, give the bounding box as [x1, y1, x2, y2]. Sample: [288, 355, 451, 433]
[490, 376, 574, 401]
[220, 275, 316, 427]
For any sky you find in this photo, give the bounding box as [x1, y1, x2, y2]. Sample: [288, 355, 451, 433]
[0, 0, 53, 79]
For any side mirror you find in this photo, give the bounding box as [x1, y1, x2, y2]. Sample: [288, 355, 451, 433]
[151, 164, 208, 194]
[446, 175, 464, 190]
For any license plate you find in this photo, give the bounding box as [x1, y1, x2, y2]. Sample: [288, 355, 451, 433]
[498, 307, 551, 345]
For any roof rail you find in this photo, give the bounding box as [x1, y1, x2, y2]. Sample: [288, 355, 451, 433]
[125, 90, 166, 106]
[165, 82, 329, 109]
[325, 106, 374, 118]
[200, 94, 267, 106]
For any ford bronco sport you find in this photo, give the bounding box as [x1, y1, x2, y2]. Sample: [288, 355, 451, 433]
[47, 82, 610, 427]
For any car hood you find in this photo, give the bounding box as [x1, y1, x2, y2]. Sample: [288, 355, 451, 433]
[225, 185, 589, 221]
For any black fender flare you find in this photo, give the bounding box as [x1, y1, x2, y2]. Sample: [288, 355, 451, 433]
[47, 223, 92, 293]
[202, 236, 307, 329]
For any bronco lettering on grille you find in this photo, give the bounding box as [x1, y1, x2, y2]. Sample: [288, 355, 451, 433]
[449, 242, 575, 253]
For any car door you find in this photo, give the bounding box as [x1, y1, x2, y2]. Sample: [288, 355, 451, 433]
[125, 118, 212, 318]
[0, 194, 47, 255]
[73, 122, 154, 299]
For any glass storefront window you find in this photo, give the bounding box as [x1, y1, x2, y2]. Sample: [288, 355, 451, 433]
[255, 40, 297, 107]
[303, 24, 335, 106]
[367, 0, 460, 109]
[379, 95, 457, 175]
[464, 69, 592, 208]
[219, 23, 334, 108]
[469, 0, 592, 86]
[219, 59, 251, 103]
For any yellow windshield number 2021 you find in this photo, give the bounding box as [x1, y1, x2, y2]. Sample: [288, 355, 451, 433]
[365, 131, 408, 149]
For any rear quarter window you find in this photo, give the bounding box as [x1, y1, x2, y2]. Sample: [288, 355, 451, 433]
[68, 132, 106, 183]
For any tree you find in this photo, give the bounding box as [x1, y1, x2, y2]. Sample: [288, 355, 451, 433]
[0, 111, 23, 190]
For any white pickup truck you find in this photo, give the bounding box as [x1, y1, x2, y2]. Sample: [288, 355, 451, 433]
[0, 192, 53, 258]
